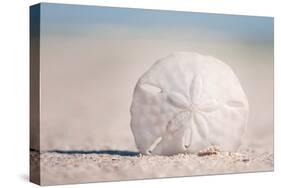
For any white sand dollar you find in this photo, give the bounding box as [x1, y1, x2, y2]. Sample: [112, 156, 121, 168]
[130, 52, 249, 155]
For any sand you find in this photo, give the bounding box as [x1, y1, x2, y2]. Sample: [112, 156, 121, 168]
[30, 148, 273, 185]
[31, 39, 274, 186]
[31, 43, 274, 185]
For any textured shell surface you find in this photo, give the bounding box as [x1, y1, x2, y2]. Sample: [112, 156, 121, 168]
[130, 52, 249, 156]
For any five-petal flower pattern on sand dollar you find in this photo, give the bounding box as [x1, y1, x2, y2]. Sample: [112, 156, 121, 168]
[167, 74, 219, 148]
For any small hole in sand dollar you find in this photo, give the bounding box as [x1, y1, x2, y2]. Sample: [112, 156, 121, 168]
[140, 83, 162, 94]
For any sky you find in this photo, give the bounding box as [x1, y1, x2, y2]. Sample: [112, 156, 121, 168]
[39, 3, 273, 45]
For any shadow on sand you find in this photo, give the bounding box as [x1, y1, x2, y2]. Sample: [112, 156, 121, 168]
[48, 150, 139, 157]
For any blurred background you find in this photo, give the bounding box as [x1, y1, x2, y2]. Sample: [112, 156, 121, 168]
[33, 3, 273, 153]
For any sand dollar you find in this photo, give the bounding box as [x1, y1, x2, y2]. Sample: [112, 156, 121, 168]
[130, 52, 249, 155]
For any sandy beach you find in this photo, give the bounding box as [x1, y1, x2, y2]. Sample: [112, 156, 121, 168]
[31, 148, 273, 185]
[30, 4, 274, 186]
